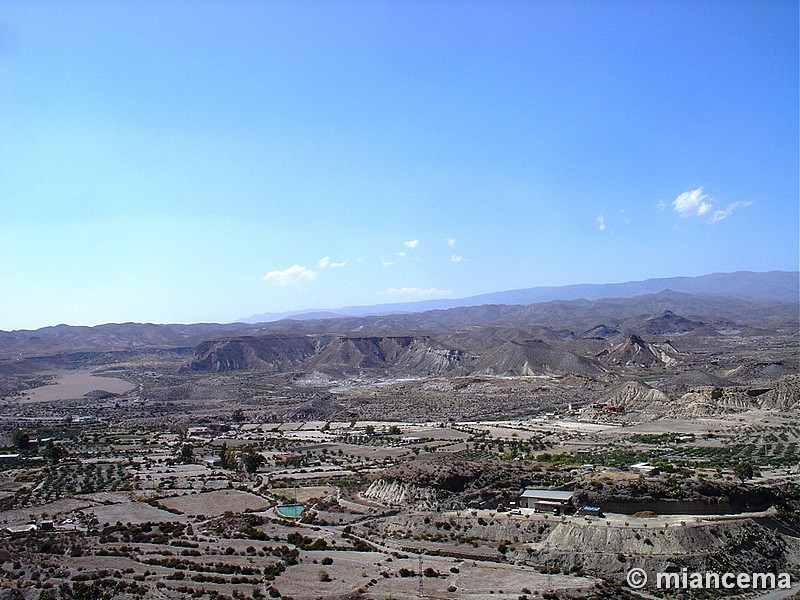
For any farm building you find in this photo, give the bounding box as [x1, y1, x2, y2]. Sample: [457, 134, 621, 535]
[519, 489, 575, 514]
[202, 456, 222, 468]
[629, 462, 661, 476]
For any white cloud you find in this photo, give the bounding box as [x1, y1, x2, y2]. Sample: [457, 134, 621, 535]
[711, 201, 752, 223]
[446, 238, 456, 247]
[381, 257, 393, 268]
[449, 255, 463, 263]
[620, 209, 630, 225]
[262, 264, 317, 286]
[656, 200, 667, 211]
[318, 256, 348, 268]
[396, 251, 406, 258]
[404, 239, 419, 249]
[672, 187, 752, 223]
[596, 215, 607, 231]
[672, 187, 712, 218]
[383, 287, 453, 298]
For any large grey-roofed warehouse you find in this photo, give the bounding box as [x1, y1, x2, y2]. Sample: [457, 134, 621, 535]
[520, 489, 574, 501]
[519, 489, 575, 512]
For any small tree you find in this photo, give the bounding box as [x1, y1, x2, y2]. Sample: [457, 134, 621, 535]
[241, 450, 265, 473]
[733, 461, 754, 482]
[219, 443, 236, 469]
[178, 443, 194, 464]
[11, 428, 30, 451]
[42, 442, 68, 464]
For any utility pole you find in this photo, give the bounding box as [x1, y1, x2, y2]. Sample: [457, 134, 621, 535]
[418, 554, 424, 598]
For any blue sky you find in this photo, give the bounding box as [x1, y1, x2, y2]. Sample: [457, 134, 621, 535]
[0, 1, 797, 330]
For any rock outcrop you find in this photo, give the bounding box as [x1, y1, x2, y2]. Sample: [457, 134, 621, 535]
[605, 380, 671, 412]
[759, 375, 800, 410]
[363, 479, 436, 510]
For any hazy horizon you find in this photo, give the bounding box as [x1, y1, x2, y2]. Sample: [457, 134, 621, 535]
[1, 2, 797, 331]
[1, 268, 795, 332]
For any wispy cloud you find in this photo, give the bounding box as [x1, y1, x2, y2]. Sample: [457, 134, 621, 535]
[656, 200, 667, 211]
[446, 238, 456, 248]
[449, 255, 463, 263]
[672, 187, 751, 223]
[262, 264, 317, 286]
[404, 239, 419, 249]
[711, 201, 752, 223]
[381, 257, 393, 268]
[596, 215, 607, 231]
[317, 256, 348, 268]
[383, 287, 453, 298]
[620, 209, 630, 225]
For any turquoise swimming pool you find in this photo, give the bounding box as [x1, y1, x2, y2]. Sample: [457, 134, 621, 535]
[276, 504, 304, 518]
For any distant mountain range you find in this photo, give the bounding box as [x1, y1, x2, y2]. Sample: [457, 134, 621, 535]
[0, 271, 796, 370]
[243, 270, 799, 323]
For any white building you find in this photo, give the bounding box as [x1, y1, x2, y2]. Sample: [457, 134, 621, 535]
[629, 462, 660, 476]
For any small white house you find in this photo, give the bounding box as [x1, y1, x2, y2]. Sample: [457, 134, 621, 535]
[629, 462, 660, 476]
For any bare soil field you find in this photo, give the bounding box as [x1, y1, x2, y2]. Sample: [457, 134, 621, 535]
[85, 499, 189, 525]
[19, 370, 136, 403]
[159, 489, 271, 517]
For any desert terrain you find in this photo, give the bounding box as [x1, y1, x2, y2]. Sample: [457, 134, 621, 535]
[0, 275, 798, 599]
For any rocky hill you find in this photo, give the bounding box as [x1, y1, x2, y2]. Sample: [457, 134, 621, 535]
[602, 334, 684, 369]
[603, 380, 671, 412]
[638, 310, 712, 335]
[186, 334, 468, 376]
[474, 339, 606, 377]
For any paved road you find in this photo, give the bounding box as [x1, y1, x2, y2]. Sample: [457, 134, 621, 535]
[751, 582, 800, 600]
